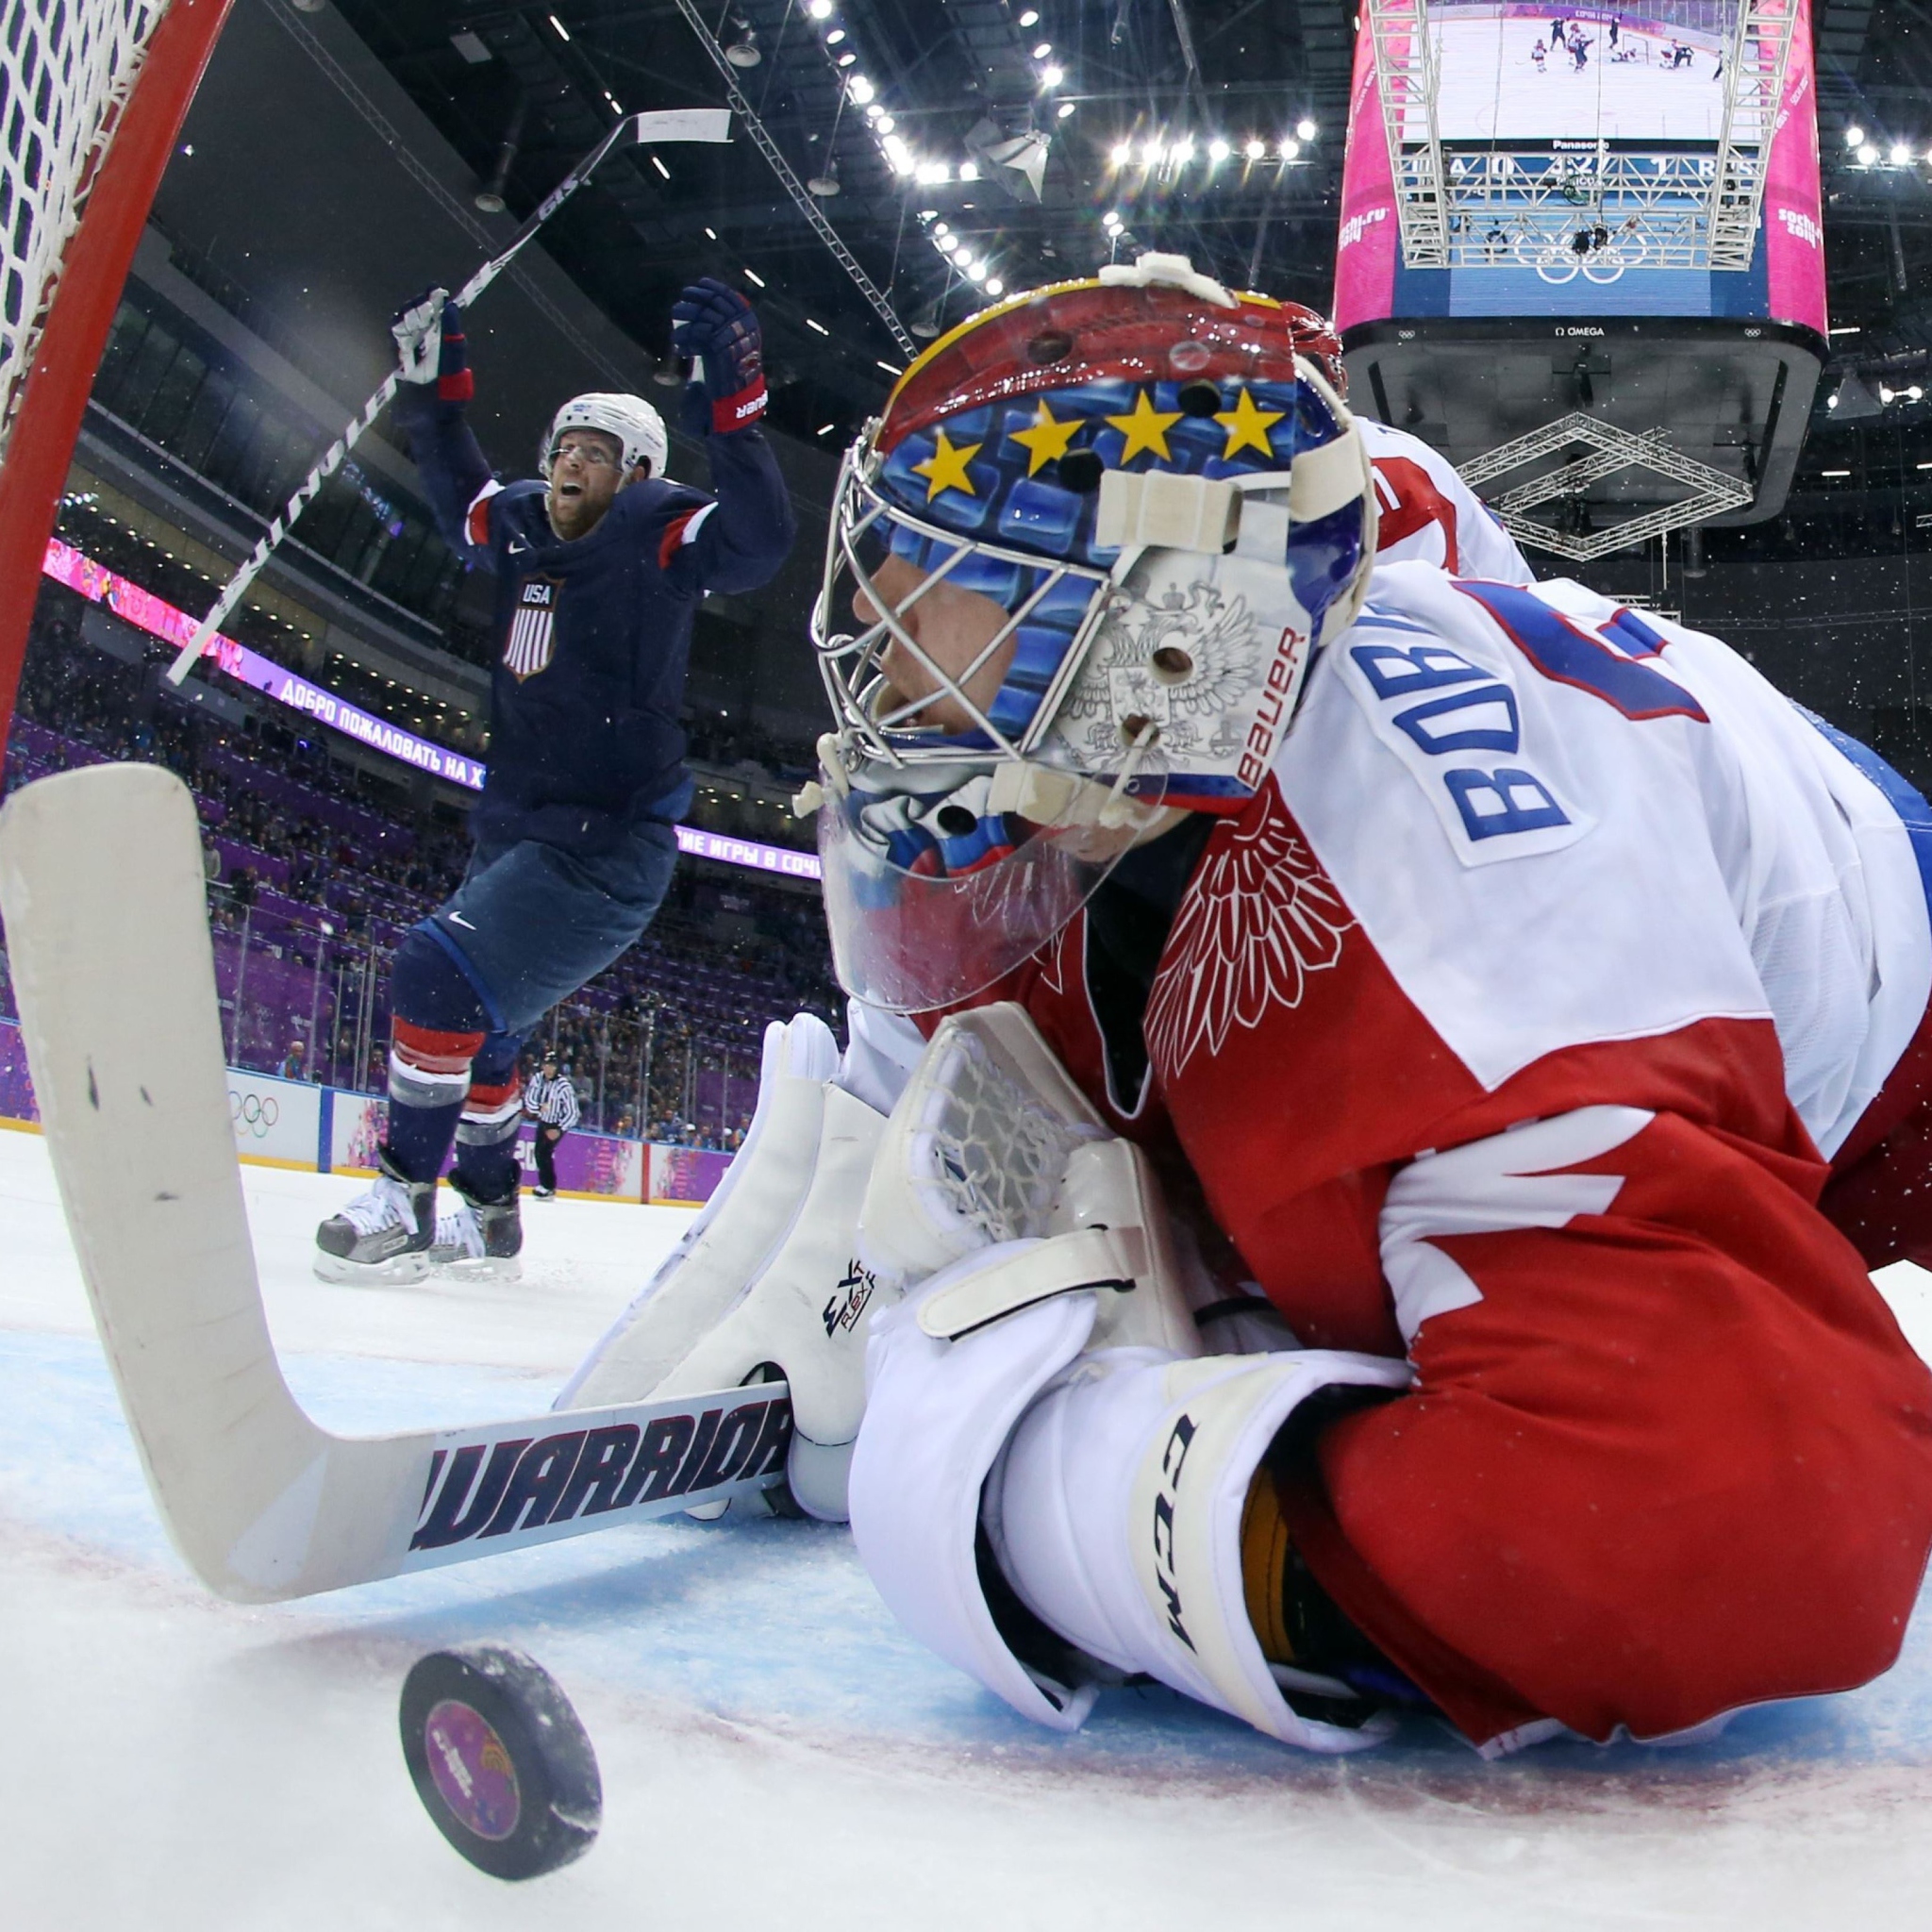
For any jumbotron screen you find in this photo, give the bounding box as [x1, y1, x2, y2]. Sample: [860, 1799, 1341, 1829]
[1334, 0, 1825, 332]
[1436, 1, 1727, 142]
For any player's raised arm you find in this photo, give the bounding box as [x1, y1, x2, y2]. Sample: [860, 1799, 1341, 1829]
[664, 277, 795, 593]
[388, 290, 499, 567]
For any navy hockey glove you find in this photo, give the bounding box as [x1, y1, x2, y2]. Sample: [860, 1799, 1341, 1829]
[671, 277, 766, 435]
[391, 289, 474, 404]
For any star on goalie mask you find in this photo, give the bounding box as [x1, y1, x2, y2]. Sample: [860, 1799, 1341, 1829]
[808, 256, 1379, 1013]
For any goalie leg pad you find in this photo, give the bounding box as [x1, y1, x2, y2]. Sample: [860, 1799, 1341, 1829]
[558, 1012, 892, 1523]
[836, 997, 926, 1119]
[644, 1080, 891, 1520]
[558, 1014, 840, 1410]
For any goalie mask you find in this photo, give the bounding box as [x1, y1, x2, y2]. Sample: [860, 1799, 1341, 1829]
[808, 255, 1377, 1013]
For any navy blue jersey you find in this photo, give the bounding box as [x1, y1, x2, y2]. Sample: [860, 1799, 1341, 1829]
[396, 386, 794, 853]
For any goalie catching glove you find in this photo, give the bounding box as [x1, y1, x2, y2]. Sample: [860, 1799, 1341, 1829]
[844, 1004, 1417, 1752]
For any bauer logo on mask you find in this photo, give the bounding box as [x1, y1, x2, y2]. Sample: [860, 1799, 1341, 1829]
[504, 578, 559, 681]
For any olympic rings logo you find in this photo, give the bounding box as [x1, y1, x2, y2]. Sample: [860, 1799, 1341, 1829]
[230, 1090, 281, 1139]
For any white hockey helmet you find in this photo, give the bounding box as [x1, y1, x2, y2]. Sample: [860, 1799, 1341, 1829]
[541, 391, 667, 479]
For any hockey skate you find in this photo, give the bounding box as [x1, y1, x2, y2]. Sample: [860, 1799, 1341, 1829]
[313, 1151, 437, 1284]
[427, 1176, 523, 1282]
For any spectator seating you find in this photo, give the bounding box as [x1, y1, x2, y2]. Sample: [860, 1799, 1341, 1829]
[2, 594, 842, 1148]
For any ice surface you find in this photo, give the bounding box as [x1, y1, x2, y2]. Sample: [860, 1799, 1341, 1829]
[4, 1128, 1932, 1928]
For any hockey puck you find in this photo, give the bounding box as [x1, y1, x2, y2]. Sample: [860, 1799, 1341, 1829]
[398, 1645, 601, 1880]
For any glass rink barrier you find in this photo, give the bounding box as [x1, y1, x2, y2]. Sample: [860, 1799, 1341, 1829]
[1339, 0, 1827, 560]
[0, 876, 759, 1207]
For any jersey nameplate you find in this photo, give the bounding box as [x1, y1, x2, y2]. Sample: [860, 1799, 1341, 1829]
[1336, 616, 1594, 866]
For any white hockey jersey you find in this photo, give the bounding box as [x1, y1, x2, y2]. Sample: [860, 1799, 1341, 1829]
[1359, 420, 1534, 586]
[1274, 563, 1932, 1160]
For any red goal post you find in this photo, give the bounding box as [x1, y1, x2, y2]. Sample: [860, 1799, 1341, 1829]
[0, 0, 233, 756]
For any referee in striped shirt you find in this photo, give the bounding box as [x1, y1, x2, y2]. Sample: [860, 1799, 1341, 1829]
[524, 1054, 580, 1199]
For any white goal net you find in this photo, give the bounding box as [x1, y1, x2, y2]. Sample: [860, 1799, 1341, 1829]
[0, 0, 227, 734]
[0, 0, 167, 464]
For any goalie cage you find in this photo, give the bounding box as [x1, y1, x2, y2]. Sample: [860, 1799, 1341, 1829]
[0, 0, 233, 753]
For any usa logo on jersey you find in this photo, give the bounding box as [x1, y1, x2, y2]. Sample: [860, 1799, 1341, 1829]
[505, 578, 559, 681]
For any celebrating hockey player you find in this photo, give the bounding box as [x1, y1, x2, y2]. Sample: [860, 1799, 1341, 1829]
[314, 278, 794, 1283]
[573, 255, 1932, 1758]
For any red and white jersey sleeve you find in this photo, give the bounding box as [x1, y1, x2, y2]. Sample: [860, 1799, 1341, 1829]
[1278, 1090, 1932, 1748]
[1117, 564, 1932, 1745]
[1358, 420, 1535, 586]
[462, 478, 504, 557]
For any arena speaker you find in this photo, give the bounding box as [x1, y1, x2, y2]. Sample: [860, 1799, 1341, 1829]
[964, 116, 1051, 203]
[0, 0, 235, 755]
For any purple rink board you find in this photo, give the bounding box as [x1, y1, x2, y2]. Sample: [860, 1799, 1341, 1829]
[649, 1144, 731, 1206]
[0, 1023, 38, 1124]
[328, 1091, 651, 1201]
[0, 1022, 725, 1204]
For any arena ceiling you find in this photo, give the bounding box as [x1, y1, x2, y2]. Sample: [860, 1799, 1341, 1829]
[332, 0, 1367, 448]
[329, 0, 1932, 452]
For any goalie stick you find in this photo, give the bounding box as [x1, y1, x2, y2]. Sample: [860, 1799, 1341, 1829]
[163, 106, 732, 689]
[0, 761, 788, 1604]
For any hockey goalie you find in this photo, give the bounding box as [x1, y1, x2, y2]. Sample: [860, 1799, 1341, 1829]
[569, 254, 1932, 1758]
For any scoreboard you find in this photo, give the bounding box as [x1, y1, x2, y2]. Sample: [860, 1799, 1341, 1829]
[1335, 0, 1826, 544]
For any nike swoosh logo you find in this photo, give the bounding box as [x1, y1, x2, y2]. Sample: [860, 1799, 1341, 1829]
[508, 538, 531, 556]
[448, 912, 476, 929]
